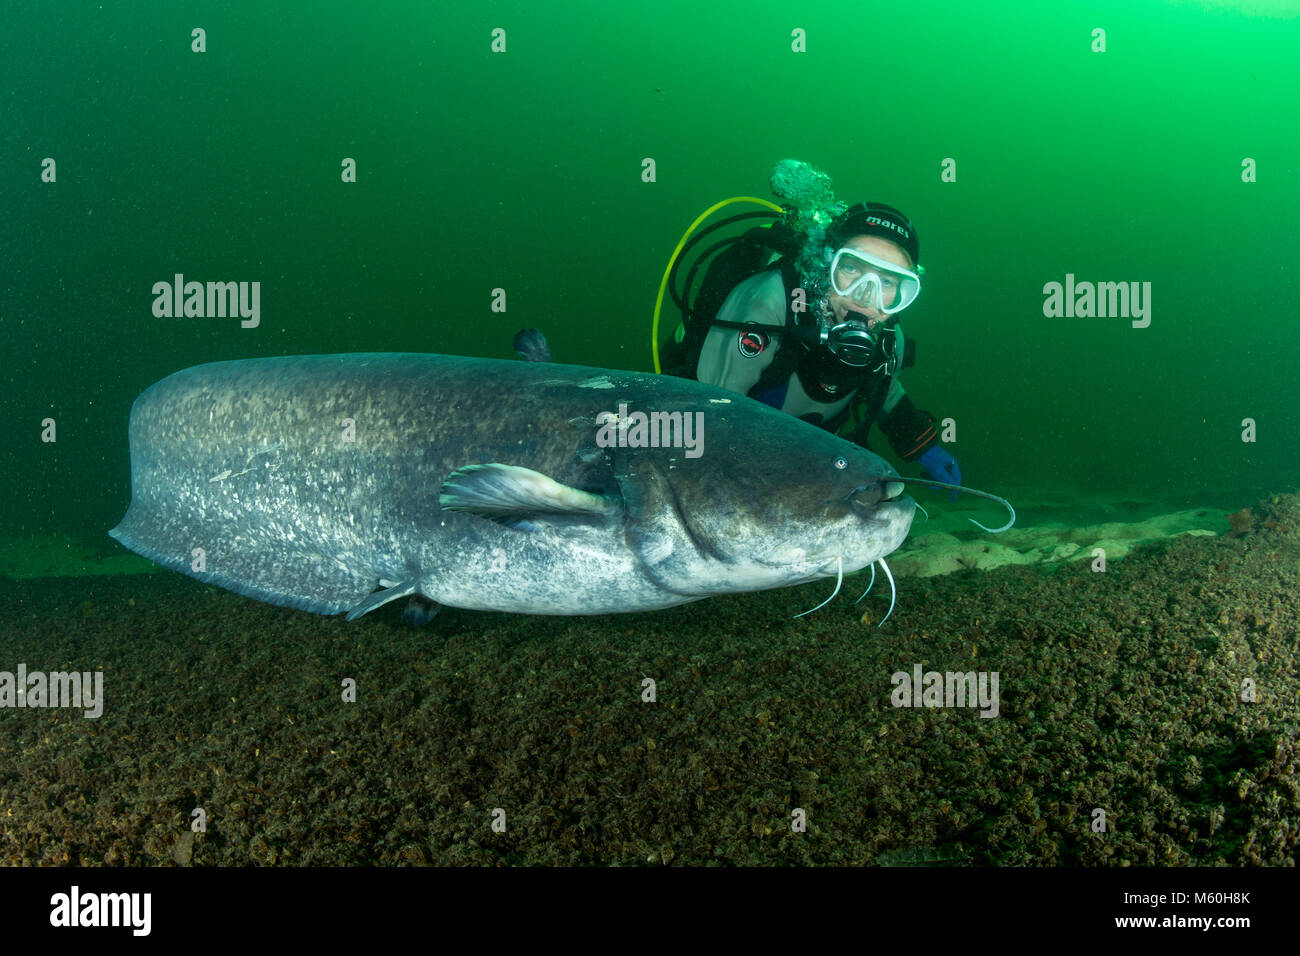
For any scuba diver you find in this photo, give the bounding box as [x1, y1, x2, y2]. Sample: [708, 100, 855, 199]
[654, 160, 962, 498]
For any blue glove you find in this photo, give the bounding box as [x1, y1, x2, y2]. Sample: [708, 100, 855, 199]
[917, 446, 961, 502]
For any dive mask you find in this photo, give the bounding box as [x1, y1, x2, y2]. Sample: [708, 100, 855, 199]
[828, 247, 921, 314]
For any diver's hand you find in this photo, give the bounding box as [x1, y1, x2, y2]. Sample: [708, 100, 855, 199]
[917, 446, 961, 502]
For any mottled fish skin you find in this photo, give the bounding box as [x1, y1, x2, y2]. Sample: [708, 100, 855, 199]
[109, 353, 914, 619]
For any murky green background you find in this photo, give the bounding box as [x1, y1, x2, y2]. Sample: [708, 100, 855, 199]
[3, 0, 1297, 544]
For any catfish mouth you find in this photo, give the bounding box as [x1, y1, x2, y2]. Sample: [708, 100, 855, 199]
[789, 481, 913, 572]
[847, 479, 908, 516]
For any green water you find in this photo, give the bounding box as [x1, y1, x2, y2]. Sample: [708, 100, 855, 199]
[3, 0, 1298, 544]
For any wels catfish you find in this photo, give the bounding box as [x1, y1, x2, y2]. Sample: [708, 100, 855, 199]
[109, 353, 1009, 623]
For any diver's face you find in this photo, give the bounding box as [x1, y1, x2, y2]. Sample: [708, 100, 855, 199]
[827, 235, 913, 327]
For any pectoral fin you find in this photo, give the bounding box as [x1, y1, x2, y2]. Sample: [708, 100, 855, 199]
[346, 579, 420, 621]
[439, 463, 622, 527]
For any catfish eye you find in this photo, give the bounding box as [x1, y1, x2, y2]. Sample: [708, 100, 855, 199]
[833, 456, 848, 470]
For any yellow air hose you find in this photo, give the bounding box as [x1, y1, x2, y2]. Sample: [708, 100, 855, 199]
[651, 196, 783, 373]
